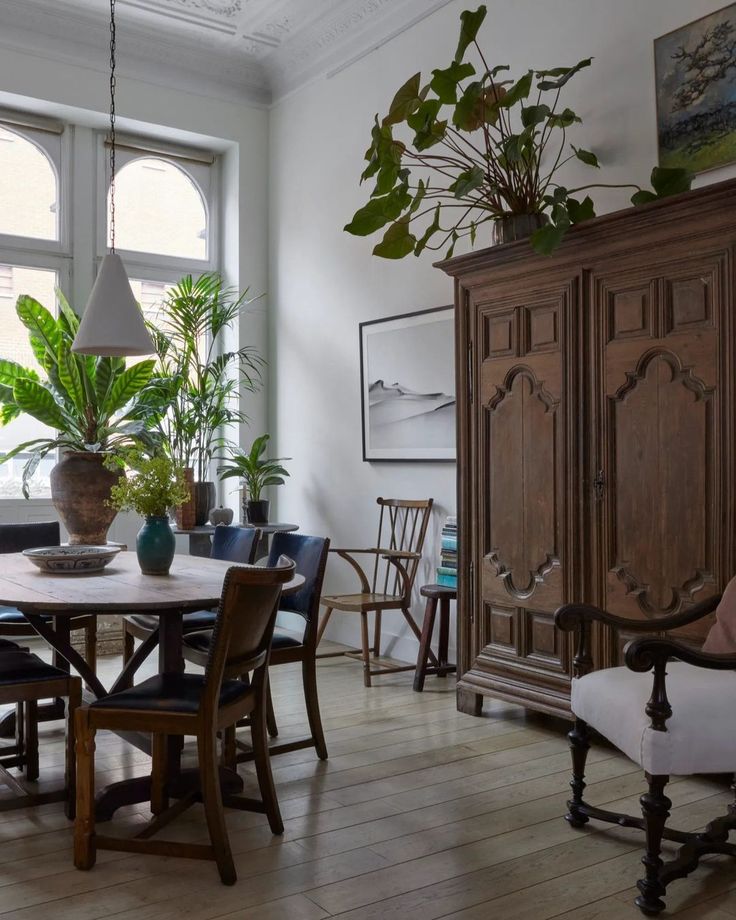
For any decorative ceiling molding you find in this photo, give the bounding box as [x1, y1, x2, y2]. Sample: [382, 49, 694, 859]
[0, 0, 454, 106]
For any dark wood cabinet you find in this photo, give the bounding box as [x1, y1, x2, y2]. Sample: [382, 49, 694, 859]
[439, 180, 736, 719]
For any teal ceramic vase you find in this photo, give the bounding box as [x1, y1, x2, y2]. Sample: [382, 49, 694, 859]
[136, 515, 176, 576]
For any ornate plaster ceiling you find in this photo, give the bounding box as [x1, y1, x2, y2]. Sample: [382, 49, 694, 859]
[0, 0, 454, 104]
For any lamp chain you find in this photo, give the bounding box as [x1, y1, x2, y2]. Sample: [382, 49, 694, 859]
[109, 0, 117, 253]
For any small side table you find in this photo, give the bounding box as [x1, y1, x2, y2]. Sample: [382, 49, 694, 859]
[413, 584, 457, 692]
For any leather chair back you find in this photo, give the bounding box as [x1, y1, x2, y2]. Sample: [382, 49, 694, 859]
[0, 521, 60, 554]
[203, 557, 295, 702]
[210, 525, 260, 565]
[267, 533, 329, 631]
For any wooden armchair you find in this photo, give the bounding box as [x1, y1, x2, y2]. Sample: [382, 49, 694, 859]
[555, 594, 736, 915]
[316, 497, 433, 686]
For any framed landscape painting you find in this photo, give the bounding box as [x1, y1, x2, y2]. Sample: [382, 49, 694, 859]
[360, 306, 455, 462]
[655, 4, 736, 174]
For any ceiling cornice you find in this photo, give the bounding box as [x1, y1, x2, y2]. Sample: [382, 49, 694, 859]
[0, 0, 454, 108]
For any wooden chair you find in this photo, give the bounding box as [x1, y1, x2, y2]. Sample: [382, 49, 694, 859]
[0, 643, 81, 815]
[74, 557, 295, 885]
[316, 497, 434, 686]
[184, 533, 331, 761]
[556, 596, 736, 915]
[122, 525, 261, 668]
[413, 583, 457, 692]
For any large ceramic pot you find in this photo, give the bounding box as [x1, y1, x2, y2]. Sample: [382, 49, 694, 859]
[136, 515, 176, 576]
[193, 481, 216, 526]
[50, 451, 123, 545]
[493, 212, 547, 245]
[244, 499, 270, 525]
[175, 467, 196, 530]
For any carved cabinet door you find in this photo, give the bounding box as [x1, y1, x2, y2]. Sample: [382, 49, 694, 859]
[592, 249, 730, 658]
[472, 275, 580, 714]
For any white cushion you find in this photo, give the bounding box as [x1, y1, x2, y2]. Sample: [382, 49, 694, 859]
[571, 661, 736, 775]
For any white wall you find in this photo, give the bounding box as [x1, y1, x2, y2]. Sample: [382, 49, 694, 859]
[0, 42, 269, 545]
[268, 0, 736, 662]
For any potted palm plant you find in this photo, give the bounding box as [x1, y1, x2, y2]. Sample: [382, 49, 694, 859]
[0, 293, 157, 544]
[345, 5, 692, 256]
[133, 273, 264, 526]
[106, 452, 189, 575]
[218, 434, 290, 525]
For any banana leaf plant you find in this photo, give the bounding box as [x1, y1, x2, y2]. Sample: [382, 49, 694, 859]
[345, 4, 693, 257]
[217, 434, 290, 502]
[0, 292, 158, 497]
[130, 273, 264, 483]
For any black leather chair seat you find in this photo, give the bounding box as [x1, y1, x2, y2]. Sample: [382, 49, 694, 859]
[0, 606, 50, 624]
[183, 624, 304, 657]
[0, 651, 71, 684]
[89, 673, 251, 714]
[129, 609, 217, 632]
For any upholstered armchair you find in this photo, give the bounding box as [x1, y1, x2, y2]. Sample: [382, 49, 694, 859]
[555, 593, 736, 915]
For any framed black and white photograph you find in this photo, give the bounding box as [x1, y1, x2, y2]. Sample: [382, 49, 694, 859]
[359, 306, 455, 462]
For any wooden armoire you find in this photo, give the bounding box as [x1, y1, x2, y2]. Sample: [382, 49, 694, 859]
[439, 179, 736, 720]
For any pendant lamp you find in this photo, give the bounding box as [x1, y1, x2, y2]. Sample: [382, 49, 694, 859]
[72, 0, 154, 357]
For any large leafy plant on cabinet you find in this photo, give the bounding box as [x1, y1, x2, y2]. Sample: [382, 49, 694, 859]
[0, 293, 157, 543]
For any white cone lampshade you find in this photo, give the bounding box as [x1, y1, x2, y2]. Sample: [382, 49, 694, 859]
[72, 253, 154, 356]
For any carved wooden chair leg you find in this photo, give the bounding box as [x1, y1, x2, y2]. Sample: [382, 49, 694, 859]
[221, 725, 236, 770]
[65, 679, 81, 820]
[266, 684, 278, 738]
[197, 728, 236, 886]
[122, 625, 135, 666]
[635, 773, 671, 916]
[250, 692, 284, 835]
[23, 700, 39, 782]
[360, 611, 371, 688]
[15, 701, 24, 762]
[373, 610, 381, 657]
[150, 733, 169, 816]
[565, 718, 590, 828]
[302, 656, 328, 761]
[74, 709, 97, 870]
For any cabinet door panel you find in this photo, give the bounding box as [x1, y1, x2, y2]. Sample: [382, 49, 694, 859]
[474, 280, 578, 689]
[595, 253, 727, 653]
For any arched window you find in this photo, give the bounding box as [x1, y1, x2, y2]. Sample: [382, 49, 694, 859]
[108, 156, 208, 260]
[0, 126, 58, 241]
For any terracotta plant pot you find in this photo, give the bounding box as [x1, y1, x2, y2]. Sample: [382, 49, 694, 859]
[175, 467, 196, 530]
[493, 212, 547, 244]
[193, 481, 216, 526]
[50, 452, 123, 545]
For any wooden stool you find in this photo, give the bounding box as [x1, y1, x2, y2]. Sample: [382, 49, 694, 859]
[413, 584, 457, 692]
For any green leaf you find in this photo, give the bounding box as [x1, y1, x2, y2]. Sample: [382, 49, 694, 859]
[56, 289, 80, 335]
[537, 57, 592, 90]
[530, 222, 569, 255]
[408, 99, 447, 149]
[415, 205, 442, 257]
[573, 146, 600, 168]
[57, 340, 86, 415]
[104, 360, 155, 416]
[650, 166, 692, 198]
[445, 230, 459, 260]
[382, 72, 422, 126]
[12, 379, 67, 429]
[453, 81, 484, 129]
[344, 186, 410, 236]
[94, 356, 124, 406]
[372, 217, 417, 259]
[521, 104, 550, 128]
[430, 61, 475, 104]
[498, 71, 533, 108]
[0, 359, 39, 388]
[449, 165, 485, 198]
[546, 107, 581, 128]
[16, 296, 60, 358]
[631, 189, 658, 206]
[504, 130, 533, 163]
[455, 5, 487, 62]
[566, 195, 596, 224]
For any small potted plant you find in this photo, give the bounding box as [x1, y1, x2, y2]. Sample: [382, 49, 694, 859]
[107, 452, 189, 576]
[218, 434, 290, 525]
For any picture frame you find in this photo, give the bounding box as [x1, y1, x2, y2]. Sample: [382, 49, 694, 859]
[655, 4, 736, 175]
[359, 305, 455, 462]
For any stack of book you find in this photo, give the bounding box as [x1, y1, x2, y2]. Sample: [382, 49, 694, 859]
[436, 515, 457, 588]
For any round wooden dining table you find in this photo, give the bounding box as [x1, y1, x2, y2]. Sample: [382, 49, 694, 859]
[0, 550, 304, 818]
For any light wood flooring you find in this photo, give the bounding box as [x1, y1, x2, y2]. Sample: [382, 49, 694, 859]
[1, 646, 736, 919]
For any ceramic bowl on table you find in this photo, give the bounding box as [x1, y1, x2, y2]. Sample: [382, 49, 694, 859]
[22, 545, 121, 574]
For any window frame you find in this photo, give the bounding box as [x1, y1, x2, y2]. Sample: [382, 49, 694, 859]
[95, 135, 219, 276]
